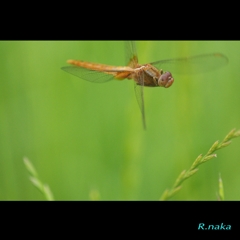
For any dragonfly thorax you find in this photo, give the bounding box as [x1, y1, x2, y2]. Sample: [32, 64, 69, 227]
[135, 64, 174, 88]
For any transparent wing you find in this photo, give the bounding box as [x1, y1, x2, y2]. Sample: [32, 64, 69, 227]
[126, 41, 146, 129]
[134, 72, 146, 130]
[150, 53, 228, 74]
[125, 41, 138, 67]
[61, 66, 115, 83]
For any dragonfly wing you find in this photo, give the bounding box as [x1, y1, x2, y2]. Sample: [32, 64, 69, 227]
[134, 72, 146, 130]
[126, 41, 146, 129]
[125, 41, 139, 67]
[150, 53, 228, 75]
[61, 66, 115, 83]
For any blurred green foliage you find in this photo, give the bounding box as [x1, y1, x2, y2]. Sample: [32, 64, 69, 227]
[0, 41, 240, 200]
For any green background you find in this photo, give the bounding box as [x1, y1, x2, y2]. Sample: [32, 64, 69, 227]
[0, 41, 239, 200]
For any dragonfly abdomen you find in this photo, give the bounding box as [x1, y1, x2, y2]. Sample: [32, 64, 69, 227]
[67, 60, 132, 73]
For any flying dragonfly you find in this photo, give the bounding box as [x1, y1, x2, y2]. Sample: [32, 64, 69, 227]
[61, 41, 228, 129]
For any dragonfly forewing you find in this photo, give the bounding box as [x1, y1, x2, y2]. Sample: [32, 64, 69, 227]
[150, 53, 228, 75]
[134, 71, 146, 129]
[126, 41, 147, 129]
[125, 41, 139, 67]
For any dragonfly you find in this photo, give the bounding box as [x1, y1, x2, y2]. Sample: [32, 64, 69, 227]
[61, 41, 228, 129]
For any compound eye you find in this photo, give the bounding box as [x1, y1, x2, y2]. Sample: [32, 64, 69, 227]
[158, 71, 174, 88]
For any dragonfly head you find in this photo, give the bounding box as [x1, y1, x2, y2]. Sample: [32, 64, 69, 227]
[158, 71, 174, 88]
